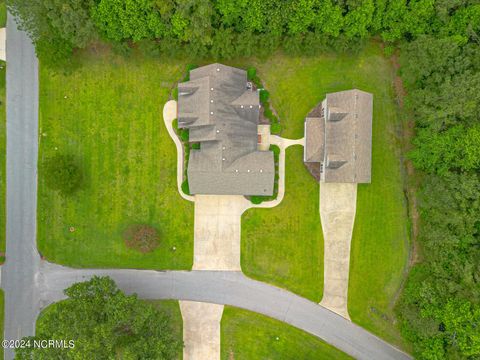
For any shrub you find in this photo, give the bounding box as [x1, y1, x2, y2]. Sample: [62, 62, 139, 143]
[172, 87, 178, 100]
[249, 196, 264, 204]
[179, 128, 189, 142]
[181, 179, 190, 195]
[191, 142, 200, 150]
[183, 64, 198, 82]
[172, 119, 178, 131]
[247, 67, 256, 81]
[44, 154, 83, 195]
[259, 89, 270, 104]
[271, 122, 282, 134]
[123, 224, 160, 253]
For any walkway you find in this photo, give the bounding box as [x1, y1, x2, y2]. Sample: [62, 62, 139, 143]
[319, 183, 358, 319]
[252, 135, 304, 209]
[162, 99, 193, 202]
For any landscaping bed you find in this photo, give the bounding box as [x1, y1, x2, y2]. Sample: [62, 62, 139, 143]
[37, 50, 194, 269]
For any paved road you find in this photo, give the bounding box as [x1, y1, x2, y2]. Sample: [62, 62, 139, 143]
[40, 264, 411, 360]
[3, 15, 41, 360]
[2, 16, 411, 360]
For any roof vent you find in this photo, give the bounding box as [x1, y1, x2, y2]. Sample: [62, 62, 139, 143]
[216, 68, 220, 72]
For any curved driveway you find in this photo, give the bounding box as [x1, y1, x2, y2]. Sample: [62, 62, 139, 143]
[3, 17, 411, 360]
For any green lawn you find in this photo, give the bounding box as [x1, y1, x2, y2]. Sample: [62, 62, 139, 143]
[0, 0, 6, 28]
[37, 51, 193, 269]
[241, 145, 324, 301]
[241, 43, 410, 347]
[221, 306, 352, 360]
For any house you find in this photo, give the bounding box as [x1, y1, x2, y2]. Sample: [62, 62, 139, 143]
[304, 89, 373, 183]
[177, 63, 275, 195]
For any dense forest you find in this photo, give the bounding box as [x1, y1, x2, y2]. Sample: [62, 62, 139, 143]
[8, 0, 480, 359]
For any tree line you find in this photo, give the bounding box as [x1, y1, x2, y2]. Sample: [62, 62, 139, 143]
[7, 0, 480, 65]
[396, 34, 480, 359]
[7, 0, 480, 359]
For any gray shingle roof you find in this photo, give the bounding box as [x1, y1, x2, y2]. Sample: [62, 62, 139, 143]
[304, 89, 373, 184]
[178, 63, 274, 195]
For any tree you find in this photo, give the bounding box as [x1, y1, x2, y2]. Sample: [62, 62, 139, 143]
[9, 0, 97, 64]
[15, 276, 182, 359]
[123, 224, 160, 253]
[43, 154, 83, 195]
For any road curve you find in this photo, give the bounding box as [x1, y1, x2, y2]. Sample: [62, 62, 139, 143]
[40, 263, 411, 360]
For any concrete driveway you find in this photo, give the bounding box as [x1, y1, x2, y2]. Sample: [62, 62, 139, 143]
[319, 183, 357, 319]
[193, 195, 249, 271]
[180, 301, 224, 360]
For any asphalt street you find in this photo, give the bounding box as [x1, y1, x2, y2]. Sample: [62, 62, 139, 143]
[3, 15, 41, 360]
[2, 16, 411, 360]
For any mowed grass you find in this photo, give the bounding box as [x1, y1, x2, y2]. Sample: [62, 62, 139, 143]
[0, 62, 5, 256]
[38, 51, 193, 269]
[241, 146, 323, 301]
[0, 0, 6, 28]
[241, 43, 410, 346]
[221, 306, 352, 360]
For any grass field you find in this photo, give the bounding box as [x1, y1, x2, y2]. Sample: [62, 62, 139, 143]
[38, 51, 193, 269]
[221, 306, 352, 360]
[241, 43, 410, 346]
[0, 1, 6, 28]
[241, 146, 324, 301]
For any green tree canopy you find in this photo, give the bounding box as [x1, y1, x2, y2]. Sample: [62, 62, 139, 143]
[15, 276, 182, 359]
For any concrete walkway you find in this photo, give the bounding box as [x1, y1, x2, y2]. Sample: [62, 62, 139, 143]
[193, 195, 249, 271]
[0, 28, 5, 61]
[162, 100, 194, 202]
[180, 301, 224, 360]
[251, 135, 304, 209]
[319, 183, 358, 319]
